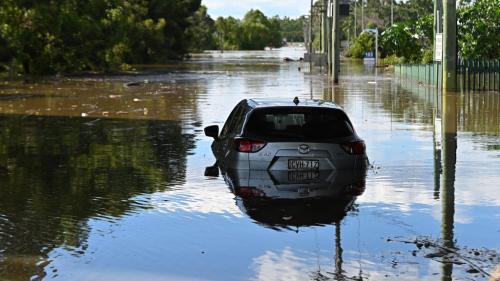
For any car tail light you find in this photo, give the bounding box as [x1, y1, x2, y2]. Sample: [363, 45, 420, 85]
[341, 141, 366, 155]
[236, 187, 264, 198]
[235, 138, 267, 153]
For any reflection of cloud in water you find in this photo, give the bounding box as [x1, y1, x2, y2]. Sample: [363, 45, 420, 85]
[251, 249, 439, 281]
[57, 270, 210, 281]
[347, 259, 434, 281]
[251, 248, 309, 281]
[358, 177, 435, 211]
[150, 184, 243, 217]
[431, 204, 473, 224]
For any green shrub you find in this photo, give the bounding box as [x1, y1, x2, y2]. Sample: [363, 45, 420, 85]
[380, 54, 404, 65]
[421, 49, 433, 64]
[349, 32, 375, 59]
[380, 23, 421, 61]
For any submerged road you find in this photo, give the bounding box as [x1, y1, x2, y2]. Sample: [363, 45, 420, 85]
[0, 47, 499, 280]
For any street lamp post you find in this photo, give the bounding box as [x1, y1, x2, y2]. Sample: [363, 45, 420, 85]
[391, 0, 394, 25]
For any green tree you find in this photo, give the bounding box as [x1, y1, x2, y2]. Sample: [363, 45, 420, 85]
[240, 9, 273, 50]
[0, 0, 202, 75]
[458, 0, 500, 59]
[279, 16, 306, 42]
[350, 32, 375, 58]
[186, 5, 216, 51]
[214, 16, 241, 51]
[268, 16, 283, 48]
[380, 23, 420, 61]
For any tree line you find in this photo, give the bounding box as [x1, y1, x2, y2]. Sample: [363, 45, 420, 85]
[0, 0, 205, 74]
[0, 1, 305, 75]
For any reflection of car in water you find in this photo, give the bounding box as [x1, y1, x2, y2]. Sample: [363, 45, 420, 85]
[206, 166, 366, 228]
[204, 98, 368, 171]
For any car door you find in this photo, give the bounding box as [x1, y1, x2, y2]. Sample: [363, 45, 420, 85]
[216, 101, 247, 165]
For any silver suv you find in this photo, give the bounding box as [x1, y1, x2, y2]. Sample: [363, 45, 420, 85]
[204, 98, 368, 171]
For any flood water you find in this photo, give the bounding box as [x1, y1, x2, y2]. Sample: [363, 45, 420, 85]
[0, 47, 499, 281]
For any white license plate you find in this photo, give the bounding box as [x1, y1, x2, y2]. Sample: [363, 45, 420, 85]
[288, 159, 319, 170]
[288, 170, 320, 182]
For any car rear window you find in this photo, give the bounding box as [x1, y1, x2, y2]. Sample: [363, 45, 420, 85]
[245, 107, 354, 141]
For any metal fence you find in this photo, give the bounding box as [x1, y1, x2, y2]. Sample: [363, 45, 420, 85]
[458, 59, 500, 92]
[395, 60, 500, 92]
[395, 63, 441, 88]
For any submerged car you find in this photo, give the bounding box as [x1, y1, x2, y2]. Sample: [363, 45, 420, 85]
[204, 97, 368, 171]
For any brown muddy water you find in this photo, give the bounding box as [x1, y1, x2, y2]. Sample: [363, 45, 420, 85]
[0, 47, 499, 280]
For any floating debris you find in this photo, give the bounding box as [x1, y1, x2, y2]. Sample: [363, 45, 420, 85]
[388, 236, 500, 278]
[124, 81, 142, 87]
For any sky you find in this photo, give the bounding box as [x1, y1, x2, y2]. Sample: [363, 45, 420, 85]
[202, 0, 309, 19]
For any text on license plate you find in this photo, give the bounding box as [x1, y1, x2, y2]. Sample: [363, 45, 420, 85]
[288, 170, 320, 182]
[288, 159, 319, 170]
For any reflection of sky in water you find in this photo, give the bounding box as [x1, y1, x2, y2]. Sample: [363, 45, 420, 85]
[0, 47, 499, 280]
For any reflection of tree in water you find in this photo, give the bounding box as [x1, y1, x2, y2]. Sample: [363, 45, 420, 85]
[323, 82, 437, 126]
[460, 92, 500, 136]
[0, 115, 195, 280]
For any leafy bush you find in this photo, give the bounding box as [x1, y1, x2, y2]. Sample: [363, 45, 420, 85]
[379, 54, 405, 65]
[349, 32, 375, 59]
[380, 23, 420, 61]
[421, 49, 433, 64]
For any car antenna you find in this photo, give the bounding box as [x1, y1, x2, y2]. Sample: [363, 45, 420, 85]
[293, 97, 299, 105]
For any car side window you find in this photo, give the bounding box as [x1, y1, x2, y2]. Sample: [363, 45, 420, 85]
[220, 102, 243, 139]
[230, 105, 248, 136]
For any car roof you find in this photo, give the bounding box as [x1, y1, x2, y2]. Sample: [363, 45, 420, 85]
[247, 98, 344, 110]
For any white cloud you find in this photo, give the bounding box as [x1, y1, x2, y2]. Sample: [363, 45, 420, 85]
[202, 0, 309, 19]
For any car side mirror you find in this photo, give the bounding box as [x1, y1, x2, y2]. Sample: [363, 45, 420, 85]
[204, 164, 220, 177]
[204, 125, 219, 140]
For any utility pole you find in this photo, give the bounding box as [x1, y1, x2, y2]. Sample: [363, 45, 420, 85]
[327, 0, 333, 76]
[332, 0, 340, 83]
[323, 0, 328, 54]
[353, 0, 357, 37]
[361, 0, 364, 31]
[391, 0, 394, 26]
[310, 0, 314, 72]
[442, 0, 457, 90]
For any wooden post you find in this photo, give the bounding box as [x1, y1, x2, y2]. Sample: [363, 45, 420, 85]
[488, 61, 491, 91]
[461, 59, 465, 91]
[442, 0, 457, 91]
[310, 0, 313, 73]
[467, 60, 471, 92]
[478, 60, 481, 91]
[472, 60, 476, 92]
[327, 0, 333, 77]
[496, 60, 498, 91]
[332, 0, 340, 83]
[323, 0, 328, 54]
